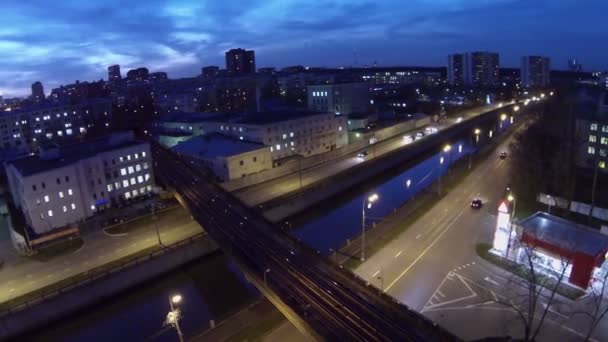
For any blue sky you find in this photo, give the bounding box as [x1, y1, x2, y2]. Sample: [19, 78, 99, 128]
[1, 0, 607, 97]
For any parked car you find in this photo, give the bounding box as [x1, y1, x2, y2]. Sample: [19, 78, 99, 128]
[470, 198, 483, 209]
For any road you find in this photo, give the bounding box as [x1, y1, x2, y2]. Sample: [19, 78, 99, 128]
[235, 103, 510, 206]
[154, 143, 460, 341]
[0, 206, 201, 305]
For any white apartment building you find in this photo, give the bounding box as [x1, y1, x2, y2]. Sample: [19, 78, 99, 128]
[172, 134, 272, 181]
[307, 82, 371, 115]
[159, 111, 348, 160]
[5, 132, 154, 237]
[0, 99, 112, 152]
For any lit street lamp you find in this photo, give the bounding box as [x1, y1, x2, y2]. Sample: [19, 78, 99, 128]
[505, 193, 517, 259]
[513, 105, 520, 112]
[361, 193, 379, 262]
[546, 195, 553, 214]
[166, 294, 185, 342]
[474, 128, 481, 143]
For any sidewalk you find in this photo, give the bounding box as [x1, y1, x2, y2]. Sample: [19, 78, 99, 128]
[0, 205, 201, 308]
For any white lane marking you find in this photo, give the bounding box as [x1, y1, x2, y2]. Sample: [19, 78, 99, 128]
[415, 234, 422, 239]
[386, 207, 466, 291]
[541, 303, 569, 319]
[394, 251, 402, 258]
[372, 270, 381, 277]
[484, 276, 500, 286]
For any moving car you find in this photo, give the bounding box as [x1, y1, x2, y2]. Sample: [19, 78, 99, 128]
[470, 198, 483, 209]
[415, 132, 425, 139]
[357, 151, 368, 158]
[499, 151, 507, 159]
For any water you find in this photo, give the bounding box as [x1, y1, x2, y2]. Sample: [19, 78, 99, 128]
[40, 116, 513, 341]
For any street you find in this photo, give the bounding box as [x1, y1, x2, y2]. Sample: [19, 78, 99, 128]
[0, 206, 202, 305]
[235, 103, 507, 206]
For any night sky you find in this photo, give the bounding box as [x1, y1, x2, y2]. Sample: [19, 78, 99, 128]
[2, 0, 607, 97]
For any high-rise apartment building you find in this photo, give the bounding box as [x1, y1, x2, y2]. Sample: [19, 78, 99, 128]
[521, 56, 551, 88]
[31, 82, 45, 103]
[107, 65, 121, 84]
[448, 52, 499, 86]
[447, 54, 464, 85]
[225, 48, 256, 75]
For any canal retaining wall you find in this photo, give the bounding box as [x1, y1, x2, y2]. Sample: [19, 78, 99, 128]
[0, 233, 218, 341]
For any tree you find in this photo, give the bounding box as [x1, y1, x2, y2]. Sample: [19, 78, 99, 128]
[577, 268, 608, 341]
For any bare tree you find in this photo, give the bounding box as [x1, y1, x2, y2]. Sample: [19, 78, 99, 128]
[493, 241, 572, 341]
[578, 269, 608, 341]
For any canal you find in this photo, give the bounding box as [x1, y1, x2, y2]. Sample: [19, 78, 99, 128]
[34, 116, 513, 341]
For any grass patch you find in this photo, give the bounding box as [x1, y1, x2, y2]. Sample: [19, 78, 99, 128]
[32, 237, 85, 262]
[476, 243, 585, 300]
[226, 309, 286, 342]
[0, 244, 162, 312]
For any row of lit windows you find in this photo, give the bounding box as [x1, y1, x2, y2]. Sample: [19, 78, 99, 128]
[589, 135, 608, 144]
[590, 123, 608, 132]
[124, 185, 152, 199]
[118, 151, 146, 163]
[108, 173, 151, 191]
[40, 203, 76, 219]
[312, 91, 329, 97]
[36, 189, 74, 205]
[119, 163, 147, 176]
[588, 146, 608, 157]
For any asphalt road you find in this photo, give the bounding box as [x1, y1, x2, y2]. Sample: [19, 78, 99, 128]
[0, 206, 201, 305]
[235, 103, 509, 207]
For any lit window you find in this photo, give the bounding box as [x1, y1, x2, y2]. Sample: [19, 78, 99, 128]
[40, 213, 45, 219]
[90, 205, 96, 210]
[123, 180, 129, 188]
[290, 141, 295, 146]
[48, 210, 53, 217]
[143, 162, 149, 169]
[589, 146, 596, 155]
[59, 191, 64, 198]
[68, 189, 73, 195]
[119, 157, 124, 162]
[44, 195, 49, 202]
[590, 135, 597, 143]
[134, 153, 139, 159]
[603, 125, 608, 133]
[125, 192, 131, 199]
[142, 151, 146, 157]
[107, 184, 113, 192]
[601, 161, 606, 169]
[145, 173, 150, 181]
[137, 175, 144, 183]
[602, 137, 608, 145]
[128, 166, 134, 174]
[135, 164, 141, 172]
[127, 155, 132, 161]
[282, 134, 287, 139]
[132, 189, 138, 197]
[276, 144, 281, 151]
[63, 205, 67, 213]
[130, 177, 136, 185]
[71, 203, 76, 210]
[289, 132, 294, 137]
[147, 185, 152, 191]
[270, 146, 274, 152]
[115, 182, 121, 189]
[338, 126, 343, 131]
[120, 168, 126, 176]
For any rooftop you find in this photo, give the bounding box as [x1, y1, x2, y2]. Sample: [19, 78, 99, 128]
[519, 212, 608, 257]
[8, 132, 146, 177]
[172, 133, 266, 158]
[1, 98, 111, 117]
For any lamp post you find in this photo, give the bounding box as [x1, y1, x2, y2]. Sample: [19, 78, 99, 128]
[546, 195, 552, 214]
[500, 113, 507, 129]
[505, 193, 517, 260]
[361, 193, 379, 262]
[152, 207, 163, 247]
[469, 129, 481, 170]
[264, 268, 271, 286]
[166, 294, 185, 342]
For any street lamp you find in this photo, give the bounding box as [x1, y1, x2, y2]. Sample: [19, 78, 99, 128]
[264, 268, 271, 286]
[167, 294, 185, 342]
[546, 195, 553, 214]
[513, 105, 520, 112]
[505, 193, 517, 259]
[361, 193, 379, 262]
[474, 128, 481, 144]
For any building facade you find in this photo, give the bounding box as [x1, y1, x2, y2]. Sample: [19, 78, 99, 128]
[307, 83, 371, 115]
[449, 52, 499, 87]
[447, 54, 464, 85]
[521, 56, 551, 88]
[108, 65, 121, 85]
[5, 132, 154, 238]
[225, 48, 256, 76]
[0, 99, 112, 152]
[31, 82, 45, 103]
[575, 91, 608, 172]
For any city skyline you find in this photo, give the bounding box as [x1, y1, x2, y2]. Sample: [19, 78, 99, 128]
[2, 0, 608, 97]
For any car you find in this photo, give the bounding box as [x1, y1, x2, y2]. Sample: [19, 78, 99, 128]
[357, 151, 368, 158]
[499, 151, 507, 159]
[471, 199, 483, 209]
[415, 132, 425, 140]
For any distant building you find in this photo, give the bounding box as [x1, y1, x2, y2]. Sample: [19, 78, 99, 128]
[359, 67, 443, 85]
[31, 81, 45, 103]
[225, 48, 256, 76]
[521, 56, 551, 88]
[107, 65, 122, 85]
[307, 83, 371, 115]
[126, 67, 150, 83]
[0, 99, 112, 152]
[575, 90, 608, 173]
[5, 132, 154, 246]
[201, 66, 219, 80]
[258, 67, 276, 75]
[49, 80, 107, 103]
[172, 134, 272, 181]
[449, 52, 499, 86]
[158, 111, 348, 160]
[447, 54, 464, 85]
[150, 72, 168, 83]
[569, 58, 583, 72]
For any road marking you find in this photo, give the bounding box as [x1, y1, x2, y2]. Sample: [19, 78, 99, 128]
[372, 270, 381, 277]
[484, 276, 500, 286]
[386, 207, 466, 291]
[394, 251, 402, 258]
[542, 303, 569, 319]
[415, 234, 422, 239]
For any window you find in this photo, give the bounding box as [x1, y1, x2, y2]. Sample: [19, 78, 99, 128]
[107, 184, 113, 192]
[253, 157, 257, 162]
[90, 205, 96, 210]
[142, 151, 146, 157]
[42, 182, 46, 189]
[123, 180, 129, 188]
[127, 154, 131, 161]
[590, 135, 597, 143]
[125, 192, 131, 199]
[40, 212, 45, 219]
[276, 144, 281, 151]
[59, 191, 64, 198]
[119, 156, 124, 162]
[71, 203, 76, 210]
[601, 149, 607, 157]
[128, 166, 134, 174]
[135, 164, 141, 172]
[36, 198, 41, 205]
[239, 160, 244, 166]
[120, 168, 127, 176]
[282, 134, 287, 139]
[132, 189, 138, 197]
[65, 176, 69, 182]
[48, 210, 53, 217]
[143, 162, 149, 170]
[68, 188, 73, 195]
[134, 153, 139, 159]
[44, 195, 49, 203]
[601, 161, 606, 169]
[137, 175, 144, 183]
[32, 184, 37, 191]
[130, 177, 136, 185]
[145, 173, 150, 181]
[589, 146, 596, 155]
[63, 205, 67, 213]
[603, 125, 608, 133]
[602, 137, 608, 145]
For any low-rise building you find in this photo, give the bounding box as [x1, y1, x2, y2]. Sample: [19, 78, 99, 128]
[5, 132, 154, 245]
[307, 82, 371, 115]
[172, 134, 271, 181]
